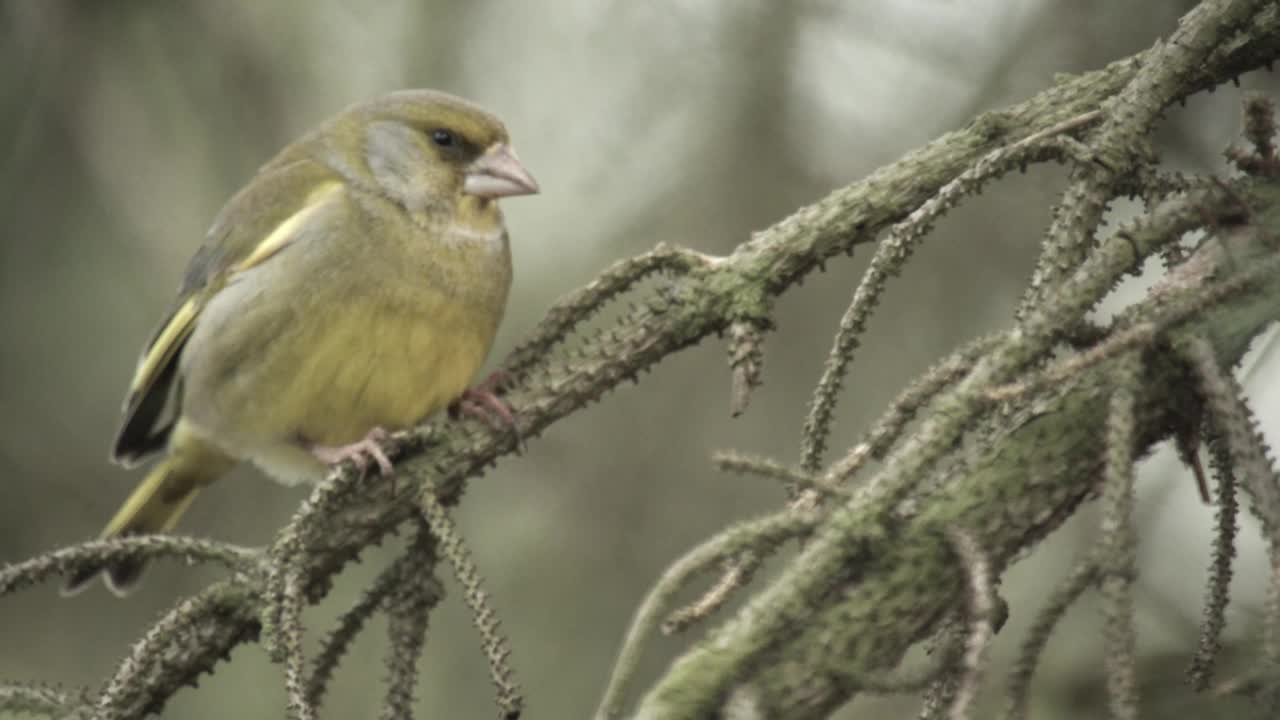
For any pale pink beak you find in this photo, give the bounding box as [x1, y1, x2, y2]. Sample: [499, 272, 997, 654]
[464, 144, 539, 199]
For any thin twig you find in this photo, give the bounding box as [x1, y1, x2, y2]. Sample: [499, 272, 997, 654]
[418, 483, 522, 719]
[824, 333, 1001, 486]
[1264, 554, 1280, 711]
[713, 451, 845, 497]
[662, 555, 756, 635]
[262, 463, 372, 661]
[306, 530, 432, 708]
[1003, 555, 1100, 720]
[0, 535, 259, 597]
[727, 320, 767, 417]
[1098, 354, 1141, 720]
[799, 125, 1095, 474]
[503, 243, 717, 378]
[282, 568, 315, 720]
[1187, 433, 1240, 689]
[1184, 335, 1280, 544]
[593, 510, 816, 720]
[986, 323, 1157, 402]
[945, 528, 996, 720]
[380, 522, 442, 720]
[0, 682, 94, 718]
[1185, 334, 1280, 709]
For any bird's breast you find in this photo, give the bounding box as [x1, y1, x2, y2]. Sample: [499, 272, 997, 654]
[294, 234, 513, 444]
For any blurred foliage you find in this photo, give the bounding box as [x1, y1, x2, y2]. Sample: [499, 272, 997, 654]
[1, 1, 1277, 718]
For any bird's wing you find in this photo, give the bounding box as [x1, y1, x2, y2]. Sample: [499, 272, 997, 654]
[112, 158, 345, 464]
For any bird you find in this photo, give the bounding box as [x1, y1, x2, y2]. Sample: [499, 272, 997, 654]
[65, 89, 539, 596]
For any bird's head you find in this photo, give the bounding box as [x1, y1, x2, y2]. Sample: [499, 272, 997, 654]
[328, 89, 539, 216]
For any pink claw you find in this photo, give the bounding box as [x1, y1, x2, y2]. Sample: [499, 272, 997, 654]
[311, 427, 394, 476]
[450, 371, 523, 450]
[457, 387, 517, 430]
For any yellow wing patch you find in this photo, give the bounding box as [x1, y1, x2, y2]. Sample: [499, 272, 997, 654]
[232, 181, 343, 273]
[122, 180, 344, 414]
[124, 297, 199, 411]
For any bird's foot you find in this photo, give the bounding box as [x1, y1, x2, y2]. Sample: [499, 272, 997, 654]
[311, 427, 395, 476]
[450, 371, 523, 448]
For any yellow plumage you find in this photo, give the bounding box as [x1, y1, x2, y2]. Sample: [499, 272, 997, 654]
[69, 90, 537, 595]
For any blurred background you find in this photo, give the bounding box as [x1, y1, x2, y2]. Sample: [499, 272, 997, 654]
[2, 1, 1279, 718]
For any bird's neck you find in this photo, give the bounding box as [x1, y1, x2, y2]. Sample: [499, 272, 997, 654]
[443, 196, 507, 251]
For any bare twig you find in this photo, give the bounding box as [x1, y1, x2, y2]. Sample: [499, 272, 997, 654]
[799, 122, 1097, 474]
[727, 320, 766, 418]
[1003, 556, 1100, 720]
[713, 451, 844, 497]
[945, 529, 996, 720]
[1099, 354, 1141, 720]
[0, 535, 259, 598]
[824, 333, 1000, 486]
[1187, 433, 1241, 689]
[281, 570, 315, 720]
[986, 323, 1157, 403]
[662, 555, 756, 635]
[380, 523, 442, 720]
[1184, 335, 1280, 547]
[418, 482, 521, 719]
[594, 510, 816, 720]
[305, 552, 409, 707]
[0, 682, 93, 718]
[502, 243, 717, 379]
[262, 463, 373, 662]
[1184, 333, 1280, 709]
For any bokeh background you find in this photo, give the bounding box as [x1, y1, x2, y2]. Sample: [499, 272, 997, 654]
[3, 2, 1280, 718]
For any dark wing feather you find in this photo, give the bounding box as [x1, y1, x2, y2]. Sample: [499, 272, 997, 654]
[112, 353, 180, 464]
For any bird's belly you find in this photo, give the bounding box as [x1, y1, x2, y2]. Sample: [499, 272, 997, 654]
[289, 298, 491, 445]
[181, 270, 500, 483]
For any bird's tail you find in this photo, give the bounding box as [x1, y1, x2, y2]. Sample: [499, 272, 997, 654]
[63, 425, 234, 596]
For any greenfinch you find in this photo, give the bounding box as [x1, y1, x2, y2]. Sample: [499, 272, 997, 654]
[66, 89, 538, 595]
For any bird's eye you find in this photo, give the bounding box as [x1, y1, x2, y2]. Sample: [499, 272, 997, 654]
[430, 129, 456, 148]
